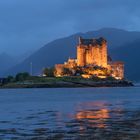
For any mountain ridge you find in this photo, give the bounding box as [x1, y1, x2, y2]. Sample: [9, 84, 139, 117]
[4, 28, 140, 81]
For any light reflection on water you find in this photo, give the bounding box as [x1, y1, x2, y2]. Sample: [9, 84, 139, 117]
[0, 87, 140, 139]
[74, 102, 110, 129]
[75, 109, 110, 128]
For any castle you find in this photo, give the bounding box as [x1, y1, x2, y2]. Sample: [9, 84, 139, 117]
[55, 37, 124, 79]
[77, 37, 107, 67]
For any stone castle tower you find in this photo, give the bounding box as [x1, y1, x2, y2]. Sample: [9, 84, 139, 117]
[77, 37, 107, 67]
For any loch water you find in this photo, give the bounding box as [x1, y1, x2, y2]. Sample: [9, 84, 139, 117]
[0, 87, 140, 139]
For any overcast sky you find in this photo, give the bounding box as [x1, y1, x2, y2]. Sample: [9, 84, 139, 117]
[0, 0, 140, 55]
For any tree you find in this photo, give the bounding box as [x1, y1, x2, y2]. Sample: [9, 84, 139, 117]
[7, 75, 15, 83]
[15, 72, 30, 81]
[63, 68, 72, 75]
[43, 67, 55, 77]
[76, 67, 84, 75]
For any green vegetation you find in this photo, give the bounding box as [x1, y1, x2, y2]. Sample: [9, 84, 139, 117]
[15, 72, 30, 81]
[2, 72, 118, 84]
[0, 71, 132, 88]
[63, 68, 73, 75]
[43, 67, 55, 77]
[7, 76, 15, 83]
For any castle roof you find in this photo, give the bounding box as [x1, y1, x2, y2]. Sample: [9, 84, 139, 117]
[79, 37, 107, 46]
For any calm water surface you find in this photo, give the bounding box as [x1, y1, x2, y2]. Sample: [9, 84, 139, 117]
[0, 87, 140, 139]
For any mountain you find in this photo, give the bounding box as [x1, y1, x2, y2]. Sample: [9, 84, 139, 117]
[4, 28, 140, 81]
[112, 40, 140, 81]
[15, 49, 37, 63]
[0, 53, 17, 76]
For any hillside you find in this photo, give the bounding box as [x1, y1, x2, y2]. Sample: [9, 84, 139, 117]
[0, 53, 17, 76]
[112, 40, 140, 81]
[4, 28, 140, 81]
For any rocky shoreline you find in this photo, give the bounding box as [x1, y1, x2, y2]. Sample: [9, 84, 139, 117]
[0, 79, 133, 88]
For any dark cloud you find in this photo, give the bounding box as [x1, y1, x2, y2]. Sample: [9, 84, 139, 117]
[0, 0, 139, 55]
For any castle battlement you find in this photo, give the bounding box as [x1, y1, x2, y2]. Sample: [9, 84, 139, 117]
[79, 37, 107, 46]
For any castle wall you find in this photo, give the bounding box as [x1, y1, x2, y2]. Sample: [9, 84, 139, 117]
[91, 46, 101, 66]
[77, 43, 107, 67]
[85, 46, 92, 65]
[55, 64, 64, 77]
[77, 46, 86, 66]
[109, 62, 124, 79]
[100, 43, 107, 67]
[64, 58, 77, 69]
